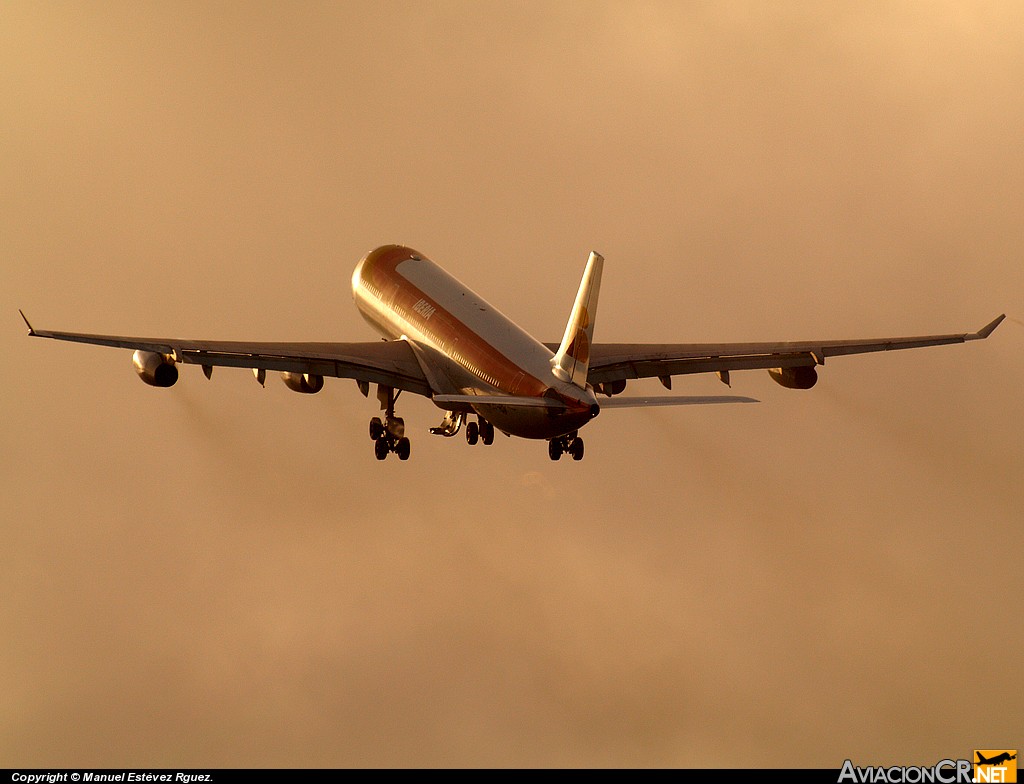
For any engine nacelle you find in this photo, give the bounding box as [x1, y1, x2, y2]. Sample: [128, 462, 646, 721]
[281, 371, 325, 394]
[768, 366, 818, 389]
[132, 350, 178, 387]
[595, 379, 627, 397]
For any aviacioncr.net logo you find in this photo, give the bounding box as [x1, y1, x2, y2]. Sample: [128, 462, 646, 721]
[838, 759, 973, 783]
[973, 750, 1017, 783]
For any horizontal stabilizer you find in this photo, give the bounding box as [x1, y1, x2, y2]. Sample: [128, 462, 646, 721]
[600, 395, 759, 408]
[432, 394, 568, 409]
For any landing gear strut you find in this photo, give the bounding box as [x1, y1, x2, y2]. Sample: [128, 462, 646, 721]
[370, 385, 411, 460]
[430, 411, 497, 448]
[430, 410, 464, 437]
[547, 433, 584, 461]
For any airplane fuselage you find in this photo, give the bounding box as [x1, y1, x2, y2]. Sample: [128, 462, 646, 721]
[352, 245, 598, 439]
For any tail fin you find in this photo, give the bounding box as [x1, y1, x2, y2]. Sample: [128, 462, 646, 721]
[552, 251, 603, 388]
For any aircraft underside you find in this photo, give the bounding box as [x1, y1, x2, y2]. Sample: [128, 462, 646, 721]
[364, 383, 593, 461]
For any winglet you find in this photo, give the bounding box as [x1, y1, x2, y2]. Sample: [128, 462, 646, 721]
[969, 313, 1005, 340]
[19, 309, 36, 336]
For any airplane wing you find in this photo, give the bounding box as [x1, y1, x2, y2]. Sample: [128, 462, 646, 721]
[19, 313, 433, 396]
[571, 314, 1005, 387]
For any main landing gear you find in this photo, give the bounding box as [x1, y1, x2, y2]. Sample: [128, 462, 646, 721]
[548, 433, 584, 461]
[465, 417, 494, 446]
[370, 385, 411, 461]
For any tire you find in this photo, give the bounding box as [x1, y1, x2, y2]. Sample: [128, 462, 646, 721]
[369, 417, 385, 441]
[481, 420, 494, 445]
[570, 437, 584, 461]
[374, 437, 389, 460]
[548, 439, 562, 461]
[466, 421, 479, 445]
[396, 437, 411, 461]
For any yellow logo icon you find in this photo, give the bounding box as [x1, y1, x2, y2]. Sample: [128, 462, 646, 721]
[974, 750, 1017, 783]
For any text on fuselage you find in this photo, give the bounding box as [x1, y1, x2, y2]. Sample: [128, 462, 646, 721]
[412, 299, 436, 319]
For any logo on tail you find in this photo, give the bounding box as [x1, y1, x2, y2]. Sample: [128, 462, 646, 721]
[552, 251, 603, 388]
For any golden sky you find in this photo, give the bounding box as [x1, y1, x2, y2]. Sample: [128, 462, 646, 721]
[2, 1, 1021, 767]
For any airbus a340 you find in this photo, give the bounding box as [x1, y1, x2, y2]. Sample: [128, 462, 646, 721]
[22, 245, 1004, 461]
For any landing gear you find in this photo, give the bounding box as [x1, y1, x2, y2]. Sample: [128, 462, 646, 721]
[569, 437, 584, 461]
[430, 410, 464, 437]
[370, 385, 412, 461]
[547, 434, 584, 461]
[375, 432, 411, 461]
[395, 437, 411, 461]
[369, 417, 385, 441]
[456, 415, 494, 447]
[548, 439, 562, 461]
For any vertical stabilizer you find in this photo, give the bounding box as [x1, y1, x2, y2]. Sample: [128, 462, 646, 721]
[552, 251, 603, 388]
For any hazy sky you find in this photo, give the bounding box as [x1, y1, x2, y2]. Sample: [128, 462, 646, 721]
[2, 1, 1021, 768]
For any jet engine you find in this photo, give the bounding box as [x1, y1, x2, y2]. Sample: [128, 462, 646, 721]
[768, 366, 818, 389]
[132, 350, 178, 387]
[281, 371, 325, 394]
[595, 379, 627, 397]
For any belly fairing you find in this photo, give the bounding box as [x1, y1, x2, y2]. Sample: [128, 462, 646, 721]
[471, 404, 595, 440]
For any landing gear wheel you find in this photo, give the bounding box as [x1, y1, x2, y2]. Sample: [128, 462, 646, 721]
[569, 437, 584, 461]
[396, 437, 411, 461]
[480, 420, 494, 445]
[374, 436, 389, 460]
[548, 439, 562, 461]
[466, 421, 479, 445]
[369, 417, 385, 441]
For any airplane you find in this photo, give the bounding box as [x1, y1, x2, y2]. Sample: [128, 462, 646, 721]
[21, 244, 1004, 461]
[976, 753, 1017, 767]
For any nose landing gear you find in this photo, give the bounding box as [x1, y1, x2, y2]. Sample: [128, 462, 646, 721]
[430, 410, 464, 437]
[428, 412, 495, 446]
